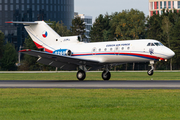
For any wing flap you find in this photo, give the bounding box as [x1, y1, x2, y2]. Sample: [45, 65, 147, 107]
[37, 57, 53, 65]
[37, 57, 77, 70]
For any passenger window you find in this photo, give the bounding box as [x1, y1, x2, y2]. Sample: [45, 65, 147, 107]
[127, 47, 130, 50]
[99, 48, 101, 51]
[104, 48, 107, 51]
[110, 48, 113, 51]
[121, 47, 124, 50]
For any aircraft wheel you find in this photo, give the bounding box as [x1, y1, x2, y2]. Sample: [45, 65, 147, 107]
[77, 70, 86, 81]
[102, 70, 111, 80]
[147, 69, 154, 76]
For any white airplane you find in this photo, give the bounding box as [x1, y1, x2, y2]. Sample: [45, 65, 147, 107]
[6, 21, 175, 81]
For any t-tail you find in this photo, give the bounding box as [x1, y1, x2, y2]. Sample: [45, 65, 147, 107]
[6, 21, 79, 53]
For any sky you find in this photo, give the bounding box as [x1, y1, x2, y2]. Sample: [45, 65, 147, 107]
[75, 0, 149, 23]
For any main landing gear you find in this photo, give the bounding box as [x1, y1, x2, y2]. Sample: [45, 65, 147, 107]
[77, 65, 87, 81]
[147, 61, 154, 76]
[77, 70, 86, 81]
[76, 65, 111, 81]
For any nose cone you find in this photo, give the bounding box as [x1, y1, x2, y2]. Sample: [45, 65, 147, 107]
[166, 48, 175, 59]
[170, 50, 175, 58]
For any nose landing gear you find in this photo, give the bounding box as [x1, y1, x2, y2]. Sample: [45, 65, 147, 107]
[102, 70, 111, 80]
[147, 61, 154, 76]
[102, 65, 111, 80]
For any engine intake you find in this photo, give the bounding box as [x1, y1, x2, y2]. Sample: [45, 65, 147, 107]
[66, 49, 72, 56]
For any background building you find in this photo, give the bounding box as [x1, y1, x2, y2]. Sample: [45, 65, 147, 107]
[75, 13, 92, 42]
[149, 0, 180, 16]
[0, 0, 74, 49]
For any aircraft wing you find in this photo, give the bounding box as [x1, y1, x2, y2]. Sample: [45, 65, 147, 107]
[20, 49, 103, 70]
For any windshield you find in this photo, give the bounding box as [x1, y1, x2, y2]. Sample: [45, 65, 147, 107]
[154, 42, 164, 46]
[154, 42, 161, 46]
[159, 42, 164, 46]
[147, 42, 164, 46]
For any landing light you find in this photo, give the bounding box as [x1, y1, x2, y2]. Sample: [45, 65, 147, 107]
[159, 58, 164, 61]
[159, 58, 167, 62]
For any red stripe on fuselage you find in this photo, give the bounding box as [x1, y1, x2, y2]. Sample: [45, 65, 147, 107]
[120, 53, 160, 60]
[72, 52, 161, 60]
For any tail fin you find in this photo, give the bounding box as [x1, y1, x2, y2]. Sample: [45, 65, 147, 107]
[6, 21, 61, 53]
[6, 21, 79, 53]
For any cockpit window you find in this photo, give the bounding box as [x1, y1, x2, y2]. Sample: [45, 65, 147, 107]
[147, 43, 155, 46]
[154, 42, 161, 46]
[151, 43, 155, 46]
[147, 42, 163, 46]
[154, 42, 164, 46]
[159, 42, 164, 46]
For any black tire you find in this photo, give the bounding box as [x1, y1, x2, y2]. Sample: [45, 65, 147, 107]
[77, 70, 86, 81]
[102, 70, 111, 80]
[147, 69, 154, 76]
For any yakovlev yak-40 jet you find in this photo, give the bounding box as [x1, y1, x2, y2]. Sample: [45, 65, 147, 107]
[6, 21, 175, 81]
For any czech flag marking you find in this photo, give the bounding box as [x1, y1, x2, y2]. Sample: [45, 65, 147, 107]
[42, 31, 48, 38]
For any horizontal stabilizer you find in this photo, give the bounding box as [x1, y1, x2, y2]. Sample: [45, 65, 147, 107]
[6, 21, 38, 25]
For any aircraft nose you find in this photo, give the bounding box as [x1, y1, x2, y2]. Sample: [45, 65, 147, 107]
[170, 50, 175, 57]
[166, 49, 175, 59]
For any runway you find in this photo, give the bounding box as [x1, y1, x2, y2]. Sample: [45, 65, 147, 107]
[0, 80, 180, 89]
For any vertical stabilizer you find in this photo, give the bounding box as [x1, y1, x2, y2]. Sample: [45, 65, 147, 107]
[6, 21, 61, 53]
[24, 21, 61, 52]
[6, 21, 79, 53]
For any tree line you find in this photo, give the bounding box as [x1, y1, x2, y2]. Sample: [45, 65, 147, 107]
[90, 9, 180, 70]
[0, 8, 180, 70]
[0, 31, 17, 70]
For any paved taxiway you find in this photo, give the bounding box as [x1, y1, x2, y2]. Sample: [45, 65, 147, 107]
[0, 80, 180, 89]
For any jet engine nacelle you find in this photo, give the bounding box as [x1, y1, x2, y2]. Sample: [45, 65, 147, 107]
[53, 49, 72, 56]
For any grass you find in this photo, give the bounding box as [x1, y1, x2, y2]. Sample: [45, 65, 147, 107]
[0, 72, 180, 119]
[0, 89, 180, 120]
[0, 71, 180, 80]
